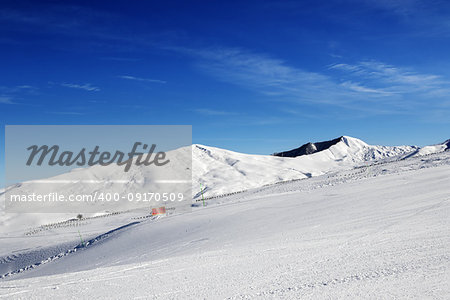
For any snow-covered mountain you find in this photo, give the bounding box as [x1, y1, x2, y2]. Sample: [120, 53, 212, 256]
[273, 135, 418, 159]
[1, 135, 447, 231]
[0, 136, 431, 205]
[273, 136, 343, 157]
[409, 139, 450, 157]
[192, 136, 417, 198]
[1, 147, 449, 298]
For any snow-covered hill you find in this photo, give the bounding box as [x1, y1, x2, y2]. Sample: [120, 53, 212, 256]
[192, 136, 417, 197]
[1, 147, 449, 299]
[409, 139, 449, 157]
[0, 136, 446, 233]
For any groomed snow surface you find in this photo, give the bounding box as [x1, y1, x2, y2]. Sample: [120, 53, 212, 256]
[0, 137, 449, 299]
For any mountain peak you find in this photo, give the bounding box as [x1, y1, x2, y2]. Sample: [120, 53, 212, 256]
[274, 136, 347, 158]
[340, 135, 369, 148]
[444, 139, 450, 149]
[274, 135, 421, 163]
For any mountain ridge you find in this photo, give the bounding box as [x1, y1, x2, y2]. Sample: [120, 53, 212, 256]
[1, 136, 448, 232]
[273, 136, 344, 157]
[272, 135, 420, 158]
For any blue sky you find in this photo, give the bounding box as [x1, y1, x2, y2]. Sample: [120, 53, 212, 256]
[1, 0, 450, 187]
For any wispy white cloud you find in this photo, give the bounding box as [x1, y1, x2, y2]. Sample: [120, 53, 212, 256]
[101, 57, 140, 62]
[193, 108, 239, 116]
[0, 85, 39, 105]
[16, 85, 34, 89]
[60, 82, 100, 91]
[340, 81, 395, 95]
[361, 0, 421, 16]
[170, 45, 448, 116]
[328, 63, 361, 73]
[0, 96, 14, 104]
[171, 46, 351, 105]
[329, 53, 343, 59]
[118, 75, 166, 84]
[46, 111, 85, 115]
[354, 0, 450, 37]
[329, 60, 447, 95]
[118, 104, 145, 109]
[0, 85, 37, 93]
[172, 46, 413, 107]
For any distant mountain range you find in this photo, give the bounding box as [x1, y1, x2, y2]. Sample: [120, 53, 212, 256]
[274, 136, 449, 158]
[1, 135, 449, 232]
[2, 136, 449, 220]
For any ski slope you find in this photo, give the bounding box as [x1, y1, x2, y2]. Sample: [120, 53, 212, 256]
[0, 136, 421, 233]
[0, 148, 449, 299]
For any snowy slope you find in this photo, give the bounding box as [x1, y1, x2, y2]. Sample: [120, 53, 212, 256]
[0, 145, 192, 234]
[192, 136, 417, 198]
[413, 139, 449, 156]
[0, 150, 449, 299]
[0, 136, 423, 233]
